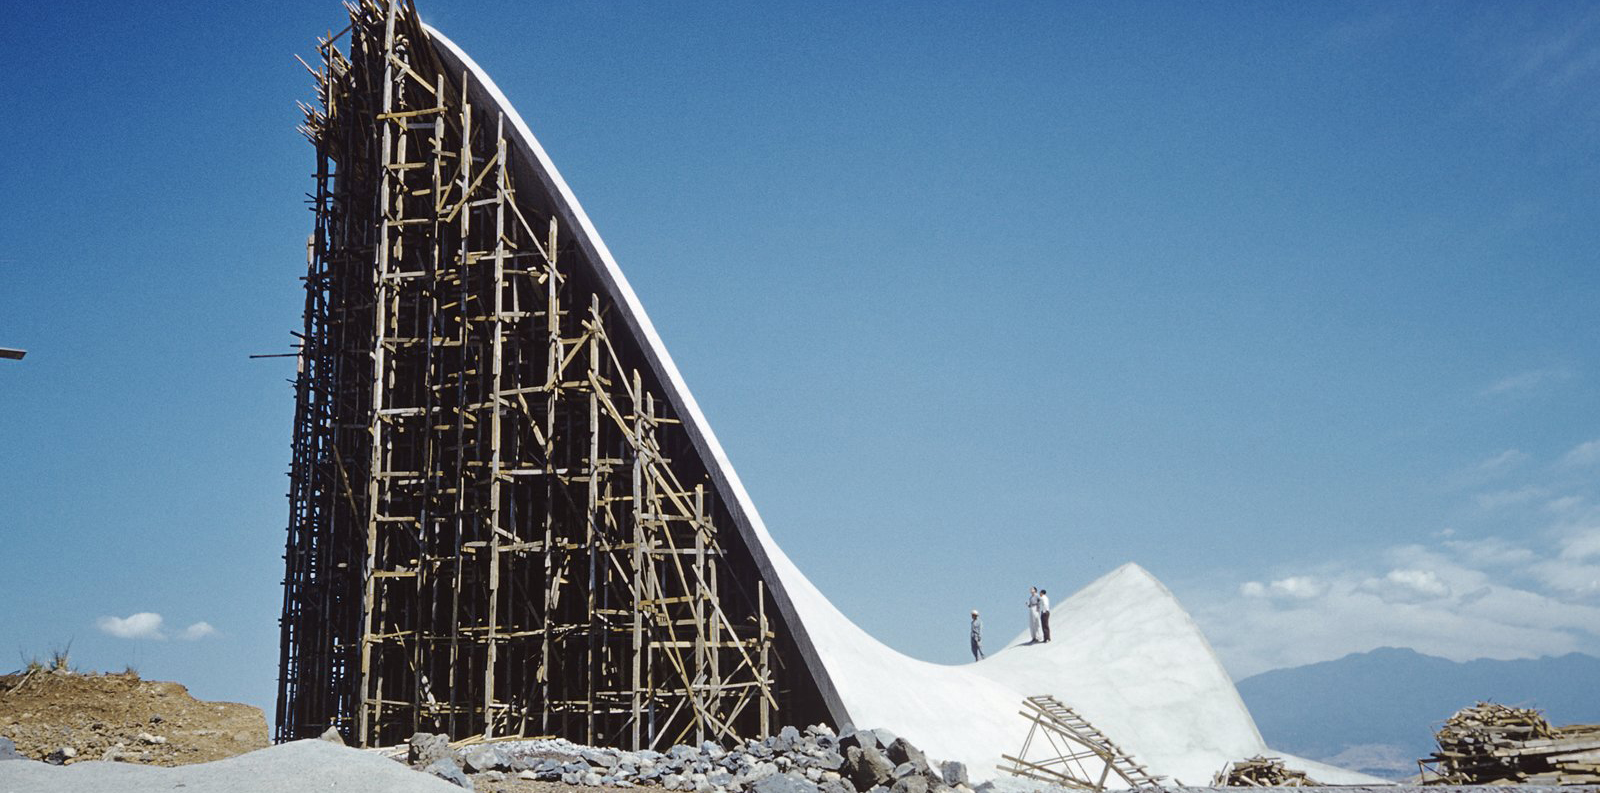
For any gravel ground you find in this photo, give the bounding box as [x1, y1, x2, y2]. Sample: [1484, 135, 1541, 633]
[1165, 788, 1600, 793]
[0, 738, 681, 793]
[0, 670, 268, 766]
[474, 777, 667, 793]
[0, 739, 458, 793]
[7, 741, 1600, 793]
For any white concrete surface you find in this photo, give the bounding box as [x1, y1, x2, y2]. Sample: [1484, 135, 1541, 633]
[425, 28, 1387, 789]
[0, 740, 461, 793]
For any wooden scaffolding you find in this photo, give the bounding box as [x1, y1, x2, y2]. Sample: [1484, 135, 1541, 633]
[1000, 696, 1165, 791]
[277, 0, 822, 749]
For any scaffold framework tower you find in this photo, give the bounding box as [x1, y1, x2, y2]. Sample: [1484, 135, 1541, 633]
[277, 0, 825, 749]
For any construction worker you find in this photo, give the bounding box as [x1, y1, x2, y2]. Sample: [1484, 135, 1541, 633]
[1027, 586, 1042, 643]
[1040, 589, 1052, 642]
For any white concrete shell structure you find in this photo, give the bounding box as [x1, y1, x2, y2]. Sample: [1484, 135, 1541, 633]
[419, 26, 1381, 788]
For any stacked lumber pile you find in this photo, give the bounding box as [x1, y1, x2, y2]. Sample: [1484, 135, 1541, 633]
[1420, 701, 1600, 785]
[1211, 755, 1318, 787]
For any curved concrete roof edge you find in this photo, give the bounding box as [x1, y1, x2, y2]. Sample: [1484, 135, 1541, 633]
[423, 24, 853, 729]
[418, 24, 1387, 787]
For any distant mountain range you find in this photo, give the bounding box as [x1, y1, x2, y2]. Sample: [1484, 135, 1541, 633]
[1235, 647, 1600, 779]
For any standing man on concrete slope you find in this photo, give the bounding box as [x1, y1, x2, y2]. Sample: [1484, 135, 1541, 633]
[1039, 589, 1052, 642]
[1026, 586, 1042, 643]
[970, 610, 984, 660]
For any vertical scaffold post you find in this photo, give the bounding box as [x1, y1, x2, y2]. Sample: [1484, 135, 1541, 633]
[282, 0, 810, 751]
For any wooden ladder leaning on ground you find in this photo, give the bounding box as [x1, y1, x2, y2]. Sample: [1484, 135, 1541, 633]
[1000, 695, 1166, 792]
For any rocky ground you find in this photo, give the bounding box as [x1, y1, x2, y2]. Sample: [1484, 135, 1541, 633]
[386, 723, 976, 793]
[1168, 788, 1600, 793]
[0, 722, 974, 793]
[4, 669, 1599, 793]
[0, 738, 456, 793]
[7, 737, 1600, 793]
[0, 667, 268, 766]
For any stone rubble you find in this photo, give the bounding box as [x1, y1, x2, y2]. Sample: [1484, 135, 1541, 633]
[44, 746, 77, 765]
[397, 724, 990, 793]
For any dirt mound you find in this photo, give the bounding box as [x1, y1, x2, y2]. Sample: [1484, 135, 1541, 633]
[0, 668, 268, 766]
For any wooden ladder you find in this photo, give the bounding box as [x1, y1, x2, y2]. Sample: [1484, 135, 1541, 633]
[1000, 695, 1165, 791]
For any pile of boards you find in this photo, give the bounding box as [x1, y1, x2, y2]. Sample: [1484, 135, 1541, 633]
[1211, 755, 1318, 787]
[1420, 701, 1600, 785]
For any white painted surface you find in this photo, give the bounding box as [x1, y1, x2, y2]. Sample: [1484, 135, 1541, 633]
[424, 27, 1386, 788]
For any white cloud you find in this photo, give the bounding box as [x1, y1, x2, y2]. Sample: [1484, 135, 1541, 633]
[1201, 578, 1593, 679]
[1195, 532, 1600, 678]
[1523, 527, 1600, 597]
[1448, 584, 1600, 640]
[1562, 439, 1600, 467]
[1475, 486, 1548, 510]
[1477, 449, 1530, 475]
[1458, 586, 1493, 606]
[1274, 576, 1328, 599]
[1480, 368, 1572, 397]
[1530, 560, 1600, 598]
[96, 612, 166, 640]
[1560, 527, 1600, 561]
[1546, 496, 1586, 515]
[1193, 432, 1600, 679]
[1443, 537, 1537, 567]
[1358, 569, 1452, 603]
[95, 613, 217, 641]
[1241, 576, 1328, 600]
[179, 622, 217, 641]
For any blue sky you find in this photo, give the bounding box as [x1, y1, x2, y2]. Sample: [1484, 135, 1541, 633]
[3, 1, 1598, 721]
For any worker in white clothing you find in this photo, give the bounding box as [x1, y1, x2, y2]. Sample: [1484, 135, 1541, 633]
[1026, 586, 1042, 643]
[1039, 589, 1052, 642]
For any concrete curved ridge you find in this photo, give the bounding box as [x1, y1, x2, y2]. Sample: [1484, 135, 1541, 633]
[423, 26, 1385, 788]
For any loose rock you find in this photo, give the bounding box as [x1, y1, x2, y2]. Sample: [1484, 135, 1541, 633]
[891, 775, 929, 793]
[425, 757, 474, 790]
[461, 744, 504, 773]
[752, 771, 820, 793]
[838, 729, 880, 753]
[940, 761, 968, 788]
[846, 744, 895, 791]
[408, 732, 452, 767]
[416, 722, 966, 793]
[886, 738, 925, 771]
